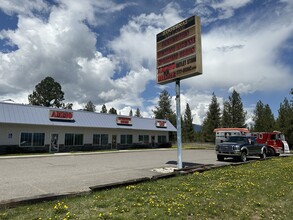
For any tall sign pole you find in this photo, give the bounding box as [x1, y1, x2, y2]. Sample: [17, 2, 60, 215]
[156, 16, 202, 169]
[176, 80, 182, 169]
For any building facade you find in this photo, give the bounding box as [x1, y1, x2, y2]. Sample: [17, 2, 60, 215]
[0, 102, 177, 154]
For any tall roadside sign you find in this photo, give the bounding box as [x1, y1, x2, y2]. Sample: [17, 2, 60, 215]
[156, 16, 202, 169]
[156, 16, 202, 85]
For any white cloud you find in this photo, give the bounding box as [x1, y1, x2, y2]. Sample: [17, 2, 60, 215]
[0, 0, 145, 110]
[0, 0, 292, 126]
[191, 0, 252, 24]
[185, 6, 293, 95]
[109, 3, 183, 72]
[212, 0, 252, 19]
[0, 0, 49, 16]
[228, 83, 255, 94]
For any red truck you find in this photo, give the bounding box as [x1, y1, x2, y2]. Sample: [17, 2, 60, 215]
[251, 131, 290, 156]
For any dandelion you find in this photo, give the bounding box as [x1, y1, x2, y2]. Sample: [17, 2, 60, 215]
[54, 201, 69, 214]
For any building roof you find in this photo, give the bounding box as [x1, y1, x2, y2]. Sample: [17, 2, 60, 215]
[0, 102, 177, 132]
[213, 128, 249, 133]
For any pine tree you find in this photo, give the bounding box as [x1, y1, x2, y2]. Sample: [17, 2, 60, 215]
[277, 97, 293, 146]
[135, 108, 142, 117]
[153, 89, 175, 125]
[253, 100, 265, 131]
[183, 103, 194, 142]
[28, 76, 65, 108]
[221, 101, 231, 128]
[201, 93, 221, 142]
[253, 101, 275, 131]
[263, 104, 275, 131]
[129, 109, 133, 116]
[108, 107, 117, 114]
[221, 90, 246, 128]
[100, 104, 107, 113]
[84, 101, 96, 112]
[62, 103, 73, 109]
[229, 90, 246, 127]
[153, 89, 176, 142]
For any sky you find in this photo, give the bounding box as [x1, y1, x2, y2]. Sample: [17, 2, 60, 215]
[0, 0, 292, 126]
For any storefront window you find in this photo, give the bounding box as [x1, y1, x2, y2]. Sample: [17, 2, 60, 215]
[33, 133, 45, 146]
[121, 135, 132, 144]
[93, 134, 108, 145]
[158, 135, 167, 144]
[65, 134, 84, 146]
[20, 132, 45, 147]
[93, 134, 100, 145]
[101, 134, 108, 145]
[139, 135, 149, 143]
[65, 134, 74, 146]
[74, 134, 83, 145]
[20, 133, 32, 146]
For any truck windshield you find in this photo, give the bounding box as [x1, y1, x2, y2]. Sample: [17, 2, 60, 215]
[227, 136, 246, 143]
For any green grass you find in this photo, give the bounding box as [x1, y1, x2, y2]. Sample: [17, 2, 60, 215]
[1, 157, 293, 220]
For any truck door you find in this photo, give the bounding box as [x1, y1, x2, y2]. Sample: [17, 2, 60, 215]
[247, 137, 257, 155]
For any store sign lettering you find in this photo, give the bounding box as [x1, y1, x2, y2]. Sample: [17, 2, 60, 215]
[116, 117, 132, 126]
[156, 120, 167, 128]
[49, 110, 74, 121]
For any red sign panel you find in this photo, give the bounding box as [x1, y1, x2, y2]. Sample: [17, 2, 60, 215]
[49, 110, 74, 121]
[116, 117, 132, 126]
[156, 16, 202, 85]
[156, 120, 167, 128]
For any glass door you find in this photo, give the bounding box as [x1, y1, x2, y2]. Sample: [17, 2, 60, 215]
[50, 134, 59, 153]
[112, 135, 117, 150]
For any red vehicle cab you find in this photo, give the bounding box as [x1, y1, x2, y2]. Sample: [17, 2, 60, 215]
[252, 131, 290, 156]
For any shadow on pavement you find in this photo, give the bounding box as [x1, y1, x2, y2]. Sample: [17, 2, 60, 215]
[166, 160, 206, 167]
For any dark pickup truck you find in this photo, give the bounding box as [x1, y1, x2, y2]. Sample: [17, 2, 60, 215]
[216, 136, 267, 162]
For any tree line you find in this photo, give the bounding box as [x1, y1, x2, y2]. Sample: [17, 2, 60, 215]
[152, 88, 293, 147]
[28, 76, 293, 147]
[27, 76, 142, 116]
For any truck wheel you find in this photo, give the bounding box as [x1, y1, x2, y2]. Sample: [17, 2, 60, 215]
[217, 155, 225, 161]
[240, 151, 247, 162]
[260, 151, 266, 159]
[267, 148, 275, 157]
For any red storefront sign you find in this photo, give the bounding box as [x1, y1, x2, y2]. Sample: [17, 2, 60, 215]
[156, 120, 167, 128]
[49, 110, 74, 121]
[116, 117, 132, 126]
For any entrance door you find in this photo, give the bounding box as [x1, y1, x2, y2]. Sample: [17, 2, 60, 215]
[151, 136, 155, 148]
[112, 135, 117, 150]
[50, 134, 59, 153]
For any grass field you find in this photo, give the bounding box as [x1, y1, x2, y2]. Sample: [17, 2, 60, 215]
[1, 156, 293, 220]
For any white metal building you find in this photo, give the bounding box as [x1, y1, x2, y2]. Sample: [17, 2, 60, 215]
[0, 102, 176, 154]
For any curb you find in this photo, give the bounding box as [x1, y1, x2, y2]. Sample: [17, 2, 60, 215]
[0, 148, 177, 160]
[0, 191, 90, 209]
[89, 177, 151, 191]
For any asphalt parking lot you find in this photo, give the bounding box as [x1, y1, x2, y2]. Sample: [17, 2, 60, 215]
[0, 148, 281, 207]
